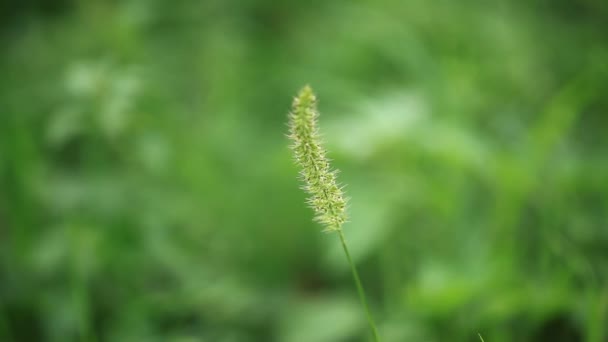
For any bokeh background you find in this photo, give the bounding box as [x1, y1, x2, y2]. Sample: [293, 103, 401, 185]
[1, 0, 608, 341]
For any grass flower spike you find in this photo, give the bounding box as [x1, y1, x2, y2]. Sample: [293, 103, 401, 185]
[288, 85, 381, 342]
[288, 85, 347, 232]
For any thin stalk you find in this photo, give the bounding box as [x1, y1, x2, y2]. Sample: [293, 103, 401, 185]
[288, 86, 380, 341]
[338, 230, 380, 342]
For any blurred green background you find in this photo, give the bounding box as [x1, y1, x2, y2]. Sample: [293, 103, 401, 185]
[1, 0, 608, 341]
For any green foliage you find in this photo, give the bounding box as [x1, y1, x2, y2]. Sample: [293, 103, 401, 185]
[1, 0, 608, 341]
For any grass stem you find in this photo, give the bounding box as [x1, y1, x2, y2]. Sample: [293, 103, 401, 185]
[338, 230, 381, 342]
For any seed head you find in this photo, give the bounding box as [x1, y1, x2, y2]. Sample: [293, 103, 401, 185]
[288, 85, 347, 232]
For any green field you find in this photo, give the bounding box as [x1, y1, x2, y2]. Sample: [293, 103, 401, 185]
[1, 1, 607, 341]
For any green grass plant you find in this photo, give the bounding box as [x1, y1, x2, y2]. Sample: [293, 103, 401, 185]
[288, 85, 381, 342]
